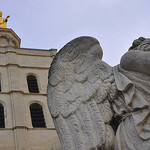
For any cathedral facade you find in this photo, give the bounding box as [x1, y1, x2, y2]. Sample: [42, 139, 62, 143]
[0, 28, 61, 150]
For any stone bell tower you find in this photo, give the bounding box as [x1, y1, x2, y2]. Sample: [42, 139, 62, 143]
[0, 28, 61, 149]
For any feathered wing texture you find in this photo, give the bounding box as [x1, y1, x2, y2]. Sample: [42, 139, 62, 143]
[47, 37, 115, 150]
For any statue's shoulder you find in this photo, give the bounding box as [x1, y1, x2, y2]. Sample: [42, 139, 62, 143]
[120, 37, 150, 75]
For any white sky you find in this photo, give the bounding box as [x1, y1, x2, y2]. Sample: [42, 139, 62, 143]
[1, 0, 150, 66]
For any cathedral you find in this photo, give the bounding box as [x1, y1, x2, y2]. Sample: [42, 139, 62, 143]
[0, 12, 61, 150]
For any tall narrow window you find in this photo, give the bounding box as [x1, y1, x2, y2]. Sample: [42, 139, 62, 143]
[30, 103, 46, 128]
[27, 75, 39, 93]
[0, 104, 5, 128]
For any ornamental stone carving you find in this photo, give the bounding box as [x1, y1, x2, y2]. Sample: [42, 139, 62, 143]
[47, 36, 150, 150]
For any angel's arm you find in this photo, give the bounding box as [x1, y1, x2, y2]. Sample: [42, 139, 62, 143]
[120, 50, 150, 75]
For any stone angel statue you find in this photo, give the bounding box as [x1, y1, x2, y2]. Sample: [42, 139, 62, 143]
[47, 36, 150, 150]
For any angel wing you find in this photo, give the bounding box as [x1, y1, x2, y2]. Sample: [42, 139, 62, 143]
[47, 36, 116, 150]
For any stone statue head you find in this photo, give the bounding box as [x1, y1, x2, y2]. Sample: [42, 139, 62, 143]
[129, 37, 150, 51]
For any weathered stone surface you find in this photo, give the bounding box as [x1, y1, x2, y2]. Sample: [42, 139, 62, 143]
[47, 36, 150, 150]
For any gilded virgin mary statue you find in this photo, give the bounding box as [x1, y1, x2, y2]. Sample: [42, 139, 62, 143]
[0, 11, 10, 28]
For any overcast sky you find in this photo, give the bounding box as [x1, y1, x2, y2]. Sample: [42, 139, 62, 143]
[1, 0, 150, 66]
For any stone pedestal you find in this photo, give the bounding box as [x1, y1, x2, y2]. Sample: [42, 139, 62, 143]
[0, 28, 21, 47]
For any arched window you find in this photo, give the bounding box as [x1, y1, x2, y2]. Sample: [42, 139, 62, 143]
[30, 103, 46, 128]
[27, 75, 39, 93]
[0, 79, 1, 92]
[0, 74, 1, 92]
[0, 104, 5, 128]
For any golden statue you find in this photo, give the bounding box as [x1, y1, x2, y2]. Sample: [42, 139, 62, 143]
[0, 11, 10, 28]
